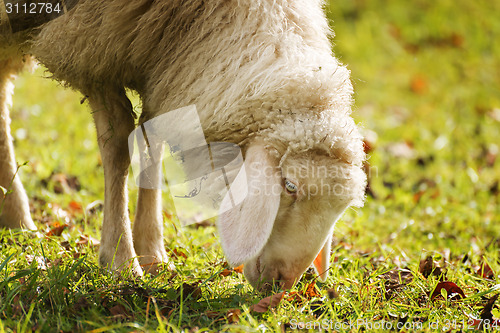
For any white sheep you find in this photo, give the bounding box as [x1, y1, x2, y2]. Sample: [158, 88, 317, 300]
[0, 0, 366, 290]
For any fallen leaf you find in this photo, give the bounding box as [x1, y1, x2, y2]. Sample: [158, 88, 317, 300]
[73, 253, 84, 259]
[85, 200, 103, 215]
[379, 268, 414, 299]
[205, 311, 220, 319]
[304, 281, 321, 298]
[43, 173, 81, 194]
[476, 260, 495, 279]
[176, 283, 202, 300]
[72, 297, 91, 312]
[192, 219, 214, 229]
[233, 265, 244, 274]
[68, 200, 82, 212]
[363, 139, 374, 154]
[51, 258, 63, 267]
[163, 210, 173, 220]
[486, 148, 498, 167]
[419, 256, 445, 279]
[220, 269, 232, 277]
[413, 190, 426, 203]
[362, 129, 378, 154]
[379, 268, 414, 284]
[481, 294, 499, 321]
[450, 33, 464, 47]
[11, 295, 23, 317]
[109, 304, 132, 320]
[46, 224, 68, 237]
[251, 292, 285, 313]
[226, 309, 241, 323]
[468, 294, 500, 330]
[173, 249, 187, 260]
[310, 300, 326, 317]
[430, 281, 465, 301]
[60, 240, 72, 251]
[327, 288, 339, 299]
[410, 75, 428, 94]
[77, 234, 100, 247]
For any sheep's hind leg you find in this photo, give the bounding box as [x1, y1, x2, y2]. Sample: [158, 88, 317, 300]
[88, 88, 142, 276]
[0, 59, 36, 230]
[132, 115, 171, 275]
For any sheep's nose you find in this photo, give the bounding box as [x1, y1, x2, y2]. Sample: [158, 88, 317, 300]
[281, 277, 297, 290]
[257, 272, 298, 291]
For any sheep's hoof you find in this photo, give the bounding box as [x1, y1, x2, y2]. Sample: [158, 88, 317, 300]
[0, 206, 36, 230]
[140, 261, 175, 276]
[0, 215, 36, 230]
[99, 250, 144, 277]
[138, 252, 175, 276]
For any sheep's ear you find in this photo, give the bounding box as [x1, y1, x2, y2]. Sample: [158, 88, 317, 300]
[313, 234, 332, 282]
[217, 144, 281, 266]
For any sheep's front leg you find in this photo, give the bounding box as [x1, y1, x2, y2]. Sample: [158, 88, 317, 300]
[133, 187, 170, 274]
[89, 88, 142, 275]
[0, 61, 36, 230]
[132, 119, 170, 274]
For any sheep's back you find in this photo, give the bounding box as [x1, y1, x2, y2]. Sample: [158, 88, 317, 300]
[31, 0, 358, 160]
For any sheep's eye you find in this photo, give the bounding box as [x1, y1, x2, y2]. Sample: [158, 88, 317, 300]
[284, 179, 298, 194]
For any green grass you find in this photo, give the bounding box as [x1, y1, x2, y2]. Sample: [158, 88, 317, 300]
[1, 0, 500, 331]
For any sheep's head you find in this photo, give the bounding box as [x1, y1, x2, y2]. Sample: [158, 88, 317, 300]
[217, 117, 366, 290]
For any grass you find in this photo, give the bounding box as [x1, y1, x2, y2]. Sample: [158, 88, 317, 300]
[1, 0, 499, 331]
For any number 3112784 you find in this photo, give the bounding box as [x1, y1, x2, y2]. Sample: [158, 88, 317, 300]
[5, 2, 62, 14]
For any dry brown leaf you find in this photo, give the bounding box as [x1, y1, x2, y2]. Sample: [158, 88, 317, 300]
[173, 248, 188, 260]
[176, 282, 202, 300]
[46, 223, 68, 237]
[68, 200, 82, 212]
[11, 295, 23, 317]
[205, 310, 220, 319]
[163, 210, 173, 220]
[476, 260, 495, 279]
[72, 297, 91, 312]
[304, 281, 321, 299]
[468, 294, 500, 329]
[77, 234, 100, 247]
[327, 288, 339, 299]
[220, 269, 232, 277]
[50, 173, 81, 193]
[430, 281, 465, 301]
[410, 75, 428, 94]
[109, 304, 132, 319]
[480, 294, 500, 323]
[226, 309, 241, 323]
[73, 252, 84, 259]
[379, 268, 414, 300]
[419, 256, 445, 279]
[362, 129, 378, 154]
[85, 200, 103, 216]
[251, 292, 285, 313]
